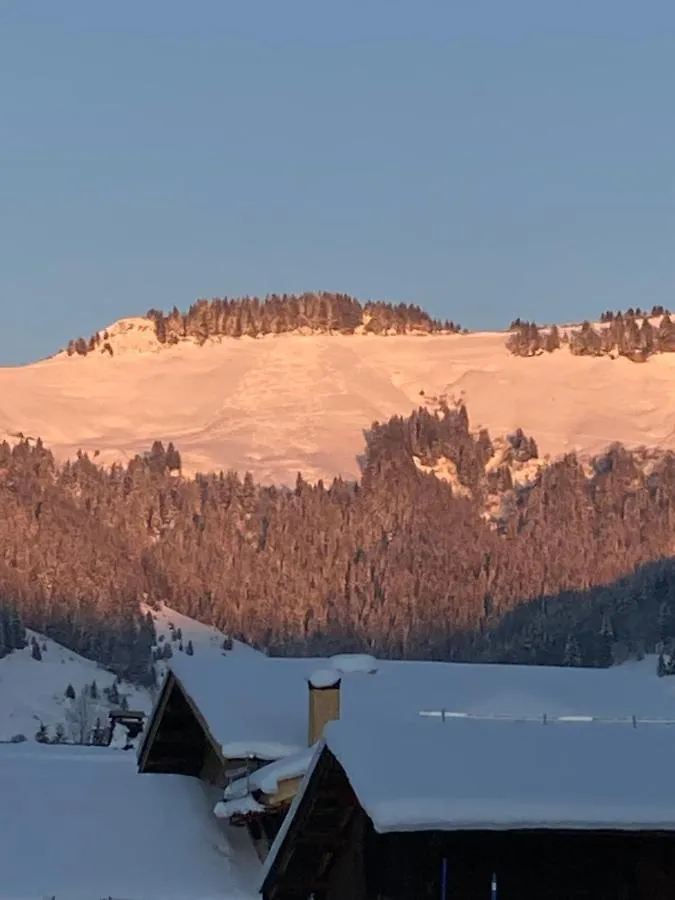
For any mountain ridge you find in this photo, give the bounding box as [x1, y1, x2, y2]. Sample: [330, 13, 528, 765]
[4, 307, 675, 484]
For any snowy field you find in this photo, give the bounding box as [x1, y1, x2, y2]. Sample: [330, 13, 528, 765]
[0, 742, 260, 899]
[3, 317, 675, 482]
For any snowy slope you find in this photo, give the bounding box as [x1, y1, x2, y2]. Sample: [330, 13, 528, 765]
[0, 632, 150, 742]
[148, 603, 264, 665]
[3, 319, 675, 482]
[0, 608, 262, 742]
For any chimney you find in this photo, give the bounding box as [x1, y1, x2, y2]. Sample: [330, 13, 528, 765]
[307, 669, 341, 745]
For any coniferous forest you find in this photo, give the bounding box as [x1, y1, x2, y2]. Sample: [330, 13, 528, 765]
[507, 307, 675, 362]
[2, 403, 675, 678]
[65, 293, 463, 356]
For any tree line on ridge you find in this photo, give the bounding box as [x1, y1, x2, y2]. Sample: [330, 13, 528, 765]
[65, 293, 464, 356]
[507, 306, 675, 361]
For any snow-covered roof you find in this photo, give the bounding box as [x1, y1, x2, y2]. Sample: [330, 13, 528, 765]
[168, 651, 675, 760]
[214, 746, 318, 820]
[0, 743, 259, 900]
[221, 745, 318, 808]
[324, 715, 675, 833]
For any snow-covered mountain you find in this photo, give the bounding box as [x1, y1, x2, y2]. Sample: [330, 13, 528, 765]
[3, 315, 675, 483]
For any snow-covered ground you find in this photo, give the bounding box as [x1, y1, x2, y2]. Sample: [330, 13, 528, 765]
[0, 742, 260, 899]
[0, 631, 149, 742]
[0, 605, 262, 742]
[3, 318, 675, 483]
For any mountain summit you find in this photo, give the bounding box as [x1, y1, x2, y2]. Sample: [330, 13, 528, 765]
[2, 296, 675, 483]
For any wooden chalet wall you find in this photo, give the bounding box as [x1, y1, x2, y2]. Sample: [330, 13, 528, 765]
[138, 673, 226, 783]
[262, 748, 675, 900]
[262, 749, 366, 900]
[366, 829, 675, 899]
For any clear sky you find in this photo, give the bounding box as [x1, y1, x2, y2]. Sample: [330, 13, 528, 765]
[1, 1, 673, 364]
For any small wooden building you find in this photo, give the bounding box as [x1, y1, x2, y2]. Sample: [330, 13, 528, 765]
[108, 708, 145, 742]
[137, 658, 345, 857]
[261, 716, 675, 900]
[139, 660, 342, 785]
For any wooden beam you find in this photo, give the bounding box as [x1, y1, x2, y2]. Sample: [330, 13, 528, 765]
[143, 755, 198, 771]
[151, 728, 206, 745]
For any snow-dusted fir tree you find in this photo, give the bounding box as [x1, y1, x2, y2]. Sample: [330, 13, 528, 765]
[563, 634, 582, 667]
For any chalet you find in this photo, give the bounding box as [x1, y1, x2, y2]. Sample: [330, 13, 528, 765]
[138, 649, 675, 866]
[261, 716, 675, 899]
[137, 653, 373, 853]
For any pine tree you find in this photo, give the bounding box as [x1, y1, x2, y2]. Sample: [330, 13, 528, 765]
[91, 718, 104, 746]
[35, 722, 49, 743]
[52, 723, 66, 744]
[65, 684, 76, 700]
[658, 600, 674, 642]
[31, 638, 42, 661]
[166, 442, 182, 473]
[90, 680, 98, 700]
[544, 325, 561, 352]
[186, 639, 194, 656]
[596, 615, 614, 668]
[108, 681, 120, 705]
[563, 634, 582, 667]
[0, 612, 6, 659]
[9, 610, 26, 650]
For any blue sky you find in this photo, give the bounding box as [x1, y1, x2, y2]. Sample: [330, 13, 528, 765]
[1, 1, 673, 364]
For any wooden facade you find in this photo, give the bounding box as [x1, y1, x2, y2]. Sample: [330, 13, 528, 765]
[137, 670, 253, 786]
[262, 747, 675, 900]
